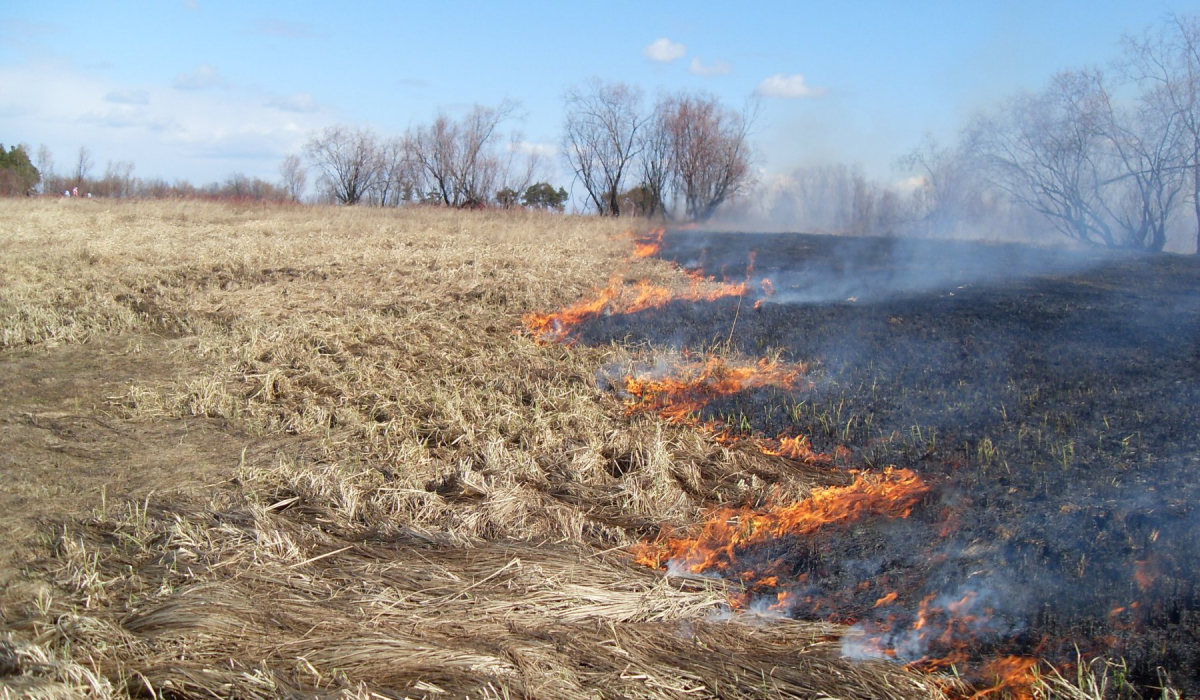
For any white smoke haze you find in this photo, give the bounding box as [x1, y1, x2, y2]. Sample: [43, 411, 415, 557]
[703, 594, 795, 624]
[707, 161, 1200, 254]
[840, 583, 1027, 662]
[666, 558, 719, 581]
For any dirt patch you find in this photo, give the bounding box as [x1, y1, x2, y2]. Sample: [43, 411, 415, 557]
[0, 334, 288, 590]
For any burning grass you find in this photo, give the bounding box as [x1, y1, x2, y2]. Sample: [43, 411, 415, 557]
[576, 231, 1200, 698]
[0, 200, 950, 699]
[631, 467, 929, 575]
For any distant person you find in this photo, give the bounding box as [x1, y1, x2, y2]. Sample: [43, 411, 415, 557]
[72, 186, 79, 197]
[64, 190, 70, 197]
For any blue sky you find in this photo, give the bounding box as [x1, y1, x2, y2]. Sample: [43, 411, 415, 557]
[1, 0, 1195, 190]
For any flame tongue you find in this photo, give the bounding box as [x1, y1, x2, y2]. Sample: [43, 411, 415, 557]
[971, 656, 1039, 700]
[522, 277, 747, 343]
[624, 356, 805, 421]
[632, 467, 929, 574]
[632, 227, 665, 258]
[522, 228, 754, 343]
[523, 276, 623, 343]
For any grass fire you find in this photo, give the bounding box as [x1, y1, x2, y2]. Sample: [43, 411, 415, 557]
[1, 199, 1197, 700]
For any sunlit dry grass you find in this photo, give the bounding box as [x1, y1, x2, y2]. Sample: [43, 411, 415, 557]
[0, 199, 949, 699]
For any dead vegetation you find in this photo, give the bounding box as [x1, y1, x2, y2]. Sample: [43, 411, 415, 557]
[0, 199, 955, 699]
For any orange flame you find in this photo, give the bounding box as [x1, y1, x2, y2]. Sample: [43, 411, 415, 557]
[632, 467, 929, 573]
[624, 357, 806, 423]
[522, 276, 623, 343]
[965, 656, 1038, 700]
[754, 278, 775, 310]
[523, 276, 748, 343]
[760, 434, 832, 463]
[632, 227, 665, 258]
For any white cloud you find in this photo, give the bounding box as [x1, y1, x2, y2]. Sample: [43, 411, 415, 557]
[0, 60, 330, 183]
[755, 73, 826, 98]
[183, 0, 199, 10]
[643, 38, 686, 63]
[173, 64, 223, 90]
[266, 92, 318, 113]
[105, 89, 149, 105]
[689, 57, 731, 76]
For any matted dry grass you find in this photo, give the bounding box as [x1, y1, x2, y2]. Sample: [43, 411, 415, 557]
[0, 199, 948, 698]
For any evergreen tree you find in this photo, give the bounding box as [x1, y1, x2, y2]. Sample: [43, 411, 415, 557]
[0, 143, 40, 196]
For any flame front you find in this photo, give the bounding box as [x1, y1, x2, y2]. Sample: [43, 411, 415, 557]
[632, 227, 665, 258]
[523, 228, 754, 343]
[520, 229, 1057, 698]
[624, 356, 805, 423]
[968, 656, 1039, 700]
[631, 467, 929, 574]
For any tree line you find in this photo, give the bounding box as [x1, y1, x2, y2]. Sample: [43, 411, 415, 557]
[295, 9, 1200, 252]
[296, 84, 754, 221]
[7, 143, 292, 202]
[7, 12, 1200, 251]
[300, 102, 565, 210]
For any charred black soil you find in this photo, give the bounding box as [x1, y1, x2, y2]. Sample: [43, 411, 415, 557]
[583, 232, 1200, 692]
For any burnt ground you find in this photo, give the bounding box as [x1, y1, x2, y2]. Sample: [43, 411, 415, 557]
[579, 232, 1200, 691]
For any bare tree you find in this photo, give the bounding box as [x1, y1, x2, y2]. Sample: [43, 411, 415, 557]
[768, 164, 874, 233]
[659, 92, 754, 222]
[279, 154, 307, 202]
[562, 79, 646, 216]
[456, 101, 515, 205]
[224, 172, 250, 198]
[1099, 82, 1188, 251]
[102, 160, 136, 198]
[496, 133, 545, 201]
[898, 136, 998, 238]
[369, 137, 416, 206]
[411, 115, 457, 205]
[1122, 12, 1200, 253]
[74, 146, 93, 188]
[967, 68, 1186, 251]
[410, 101, 517, 207]
[304, 125, 379, 205]
[639, 97, 675, 219]
[966, 70, 1124, 247]
[35, 144, 53, 194]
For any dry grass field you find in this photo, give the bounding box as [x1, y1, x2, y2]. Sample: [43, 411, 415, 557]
[0, 199, 964, 699]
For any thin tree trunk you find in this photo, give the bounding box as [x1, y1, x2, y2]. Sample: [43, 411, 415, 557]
[1194, 163, 1200, 253]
